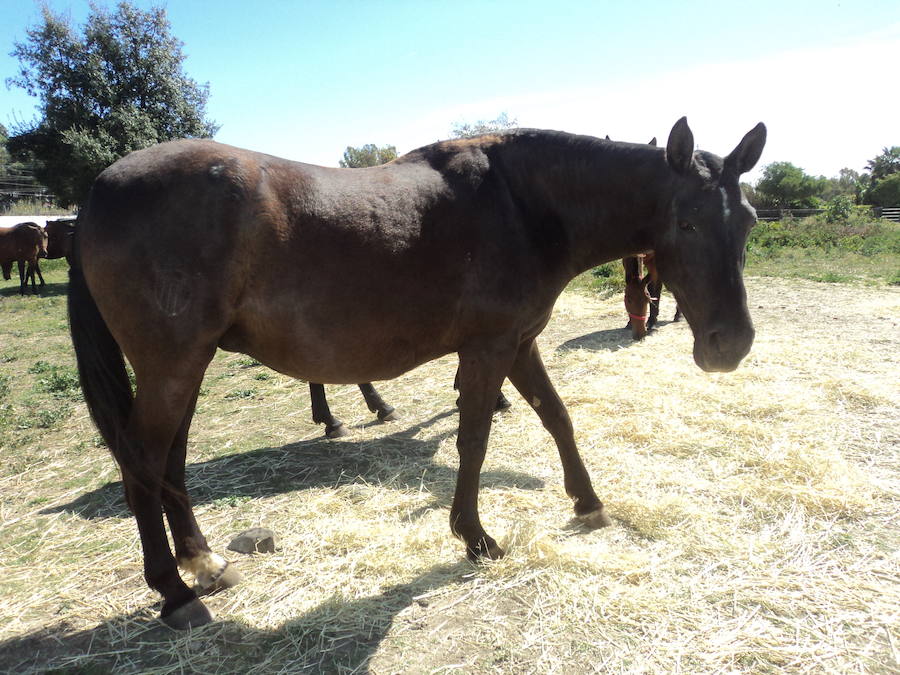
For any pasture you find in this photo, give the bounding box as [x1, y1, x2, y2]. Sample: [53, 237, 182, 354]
[0, 260, 898, 673]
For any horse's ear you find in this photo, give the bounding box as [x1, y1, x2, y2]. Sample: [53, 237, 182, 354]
[666, 117, 694, 175]
[724, 122, 767, 175]
[648, 137, 657, 147]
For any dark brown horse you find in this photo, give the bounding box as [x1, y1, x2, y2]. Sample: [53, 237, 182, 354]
[0, 222, 48, 294]
[68, 117, 765, 628]
[45, 218, 76, 264]
[622, 252, 682, 340]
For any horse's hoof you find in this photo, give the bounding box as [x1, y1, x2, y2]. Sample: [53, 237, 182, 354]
[377, 406, 398, 422]
[161, 598, 213, 630]
[325, 423, 349, 438]
[494, 395, 512, 412]
[578, 507, 613, 529]
[197, 562, 242, 596]
[466, 535, 505, 562]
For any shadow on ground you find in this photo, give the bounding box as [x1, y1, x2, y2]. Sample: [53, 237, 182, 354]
[0, 281, 68, 299]
[44, 410, 544, 520]
[556, 323, 674, 352]
[0, 561, 475, 674]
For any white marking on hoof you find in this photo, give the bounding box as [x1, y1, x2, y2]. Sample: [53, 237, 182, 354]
[578, 507, 613, 529]
[181, 552, 238, 591]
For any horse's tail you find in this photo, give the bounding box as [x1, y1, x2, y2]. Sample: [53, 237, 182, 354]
[68, 246, 133, 467]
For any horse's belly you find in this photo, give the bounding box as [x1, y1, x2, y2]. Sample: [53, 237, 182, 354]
[218, 309, 452, 384]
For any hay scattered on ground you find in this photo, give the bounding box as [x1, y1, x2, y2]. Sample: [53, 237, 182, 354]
[1, 276, 898, 673]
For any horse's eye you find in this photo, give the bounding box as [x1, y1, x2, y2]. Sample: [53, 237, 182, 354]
[679, 221, 695, 232]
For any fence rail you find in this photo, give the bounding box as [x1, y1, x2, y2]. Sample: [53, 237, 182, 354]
[756, 207, 900, 222]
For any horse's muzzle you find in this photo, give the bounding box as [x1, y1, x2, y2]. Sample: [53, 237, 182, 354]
[693, 322, 755, 373]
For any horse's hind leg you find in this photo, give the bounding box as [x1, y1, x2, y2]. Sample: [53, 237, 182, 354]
[17, 260, 26, 295]
[309, 383, 348, 438]
[507, 339, 610, 529]
[124, 360, 215, 628]
[162, 385, 240, 595]
[34, 260, 45, 289]
[358, 383, 398, 422]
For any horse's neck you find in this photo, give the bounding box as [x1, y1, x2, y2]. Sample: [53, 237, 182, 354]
[496, 138, 671, 276]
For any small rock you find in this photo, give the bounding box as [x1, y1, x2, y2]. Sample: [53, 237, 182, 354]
[227, 527, 276, 554]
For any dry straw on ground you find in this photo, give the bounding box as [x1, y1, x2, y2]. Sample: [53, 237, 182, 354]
[1, 276, 898, 673]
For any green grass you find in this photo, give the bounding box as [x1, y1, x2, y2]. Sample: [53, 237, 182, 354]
[744, 213, 900, 285]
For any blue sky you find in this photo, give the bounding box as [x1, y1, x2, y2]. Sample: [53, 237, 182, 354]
[2, 1, 899, 182]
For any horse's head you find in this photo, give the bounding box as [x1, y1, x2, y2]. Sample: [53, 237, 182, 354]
[623, 258, 652, 341]
[653, 117, 766, 372]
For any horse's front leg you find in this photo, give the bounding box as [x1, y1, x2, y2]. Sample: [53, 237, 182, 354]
[451, 347, 516, 560]
[309, 383, 347, 438]
[507, 339, 611, 528]
[357, 383, 397, 421]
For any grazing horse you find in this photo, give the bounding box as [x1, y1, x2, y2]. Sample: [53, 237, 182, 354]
[0, 222, 48, 294]
[308, 382, 397, 437]
[622, 252, 682, 340]
[307, 374, 510, 438]
[68, 117, 765, 628]
[45, 218, 76, 265]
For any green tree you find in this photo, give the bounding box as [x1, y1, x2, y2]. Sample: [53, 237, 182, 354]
[754, 161, 827, 209]
[865, 146, 900, 183]
[6, 2, 218, 207]
[450, 112, 518, 139]
[339, 143, 397, 168]
[820, 168, 862, 203]
[866, 173, 900, 207]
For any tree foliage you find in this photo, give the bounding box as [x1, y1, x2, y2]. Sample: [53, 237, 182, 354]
[6, 2, 218, 207]
[339, 143, 397, 168]
[865, 146, 900, 183]
[754, 161, 827, 209]
[866, 173, 900, 207]
[862, 147, 900, 205]
[450, 112, 518, 139]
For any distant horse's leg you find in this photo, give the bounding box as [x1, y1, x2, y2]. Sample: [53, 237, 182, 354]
[358, 383, 398, 421]
[647, 278, 661, 331]
[507, 339, 610, 528]
[451, 347, 515, 560]
[34, 259, 45, 289]
[673, 302, 682, 322]
[454, 365, 512, 412]
[163, 385, 241, 595]
[17, 259, 26, 295]
[124, 363, 214, 628]
[309, 382, 348, 438]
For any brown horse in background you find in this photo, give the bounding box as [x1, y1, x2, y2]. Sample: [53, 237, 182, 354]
[0, 222, 48, 294]
[69, 117, 765, 628]
[45, 218, 76, 265]
[623, 252, 682, 340]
